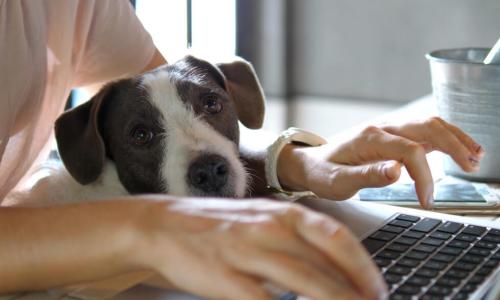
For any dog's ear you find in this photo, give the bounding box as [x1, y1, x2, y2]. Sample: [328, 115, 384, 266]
[181, 55, 265, 129]
[217, 58, 265, 129]
[55, 85, 113, 185]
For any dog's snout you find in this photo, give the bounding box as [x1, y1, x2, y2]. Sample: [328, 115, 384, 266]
[188, 154, 229, 193]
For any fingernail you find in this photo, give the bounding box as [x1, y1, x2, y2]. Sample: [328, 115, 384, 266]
[426, 194, 434, 210]
[474, 144, 484, 155]
[469, 156, 480, 170]
[383, 163, 396, 180]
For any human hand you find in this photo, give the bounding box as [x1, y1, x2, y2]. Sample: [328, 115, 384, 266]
[133, 197, 387, 300]
[278, 117, 484, 208]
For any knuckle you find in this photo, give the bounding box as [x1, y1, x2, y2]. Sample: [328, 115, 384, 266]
[406, 142, 426, 158]
[361, 125, 381, 138]
[283, 202, 305, 217]
[425, 116, 444, 129]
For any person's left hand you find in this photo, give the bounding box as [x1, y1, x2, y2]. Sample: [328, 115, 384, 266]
[278, 117, 485, 208]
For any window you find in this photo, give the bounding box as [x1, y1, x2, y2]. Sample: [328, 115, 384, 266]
[72, 0, 236, 106]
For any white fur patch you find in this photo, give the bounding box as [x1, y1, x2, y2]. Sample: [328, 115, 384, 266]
[4, 161, 128, 206]
[141, 71, 247, 197]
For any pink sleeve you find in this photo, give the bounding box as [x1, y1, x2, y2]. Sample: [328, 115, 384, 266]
[73, 0, 156, 87]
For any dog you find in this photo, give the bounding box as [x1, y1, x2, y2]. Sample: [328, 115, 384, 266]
[6, 56, 265, 206]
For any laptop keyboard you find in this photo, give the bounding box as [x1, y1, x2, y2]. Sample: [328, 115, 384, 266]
[362, 214, 500, 300]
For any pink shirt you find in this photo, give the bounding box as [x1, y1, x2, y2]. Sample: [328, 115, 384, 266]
[0, 0, 155, 201]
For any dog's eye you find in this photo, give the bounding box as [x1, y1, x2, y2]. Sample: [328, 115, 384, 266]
[131, 127, 153, 146]
[202, 94, 223, 114]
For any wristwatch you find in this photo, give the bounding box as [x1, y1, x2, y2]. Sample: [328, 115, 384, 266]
[265, 127, 327, 200]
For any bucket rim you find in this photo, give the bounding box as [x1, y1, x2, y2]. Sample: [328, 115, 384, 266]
[425, 47, 494, 65]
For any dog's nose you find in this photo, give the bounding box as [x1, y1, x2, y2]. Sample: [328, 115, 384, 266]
[188, 154, 229, 193]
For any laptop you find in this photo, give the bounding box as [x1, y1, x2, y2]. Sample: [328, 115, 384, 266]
[297, 197, 500, 300]
[112, 198, 499, 300]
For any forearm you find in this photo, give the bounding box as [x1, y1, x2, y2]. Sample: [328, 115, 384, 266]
[0, 199, 151, 293]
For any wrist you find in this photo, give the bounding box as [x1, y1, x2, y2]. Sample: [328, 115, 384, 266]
[129, 197, 180, 273]
[266, 127, 326, 197]
[277, 144, 309, 191]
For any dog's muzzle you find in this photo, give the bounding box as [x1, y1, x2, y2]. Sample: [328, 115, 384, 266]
[187, 153, 230, 195]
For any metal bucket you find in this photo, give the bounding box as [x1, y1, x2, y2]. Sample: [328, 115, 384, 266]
[426, 48, 500, 182]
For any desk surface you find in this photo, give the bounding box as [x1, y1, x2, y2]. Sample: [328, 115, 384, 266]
[2, 95, 499, 300]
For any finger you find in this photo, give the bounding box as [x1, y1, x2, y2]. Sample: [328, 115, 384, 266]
[161, 258, 273, 300]
[216, 270, 274, 300]
[293, 211, 388, 300]
[357, 131, 435, 208]
[383, 117, 481, 172]
[222, 247, 360, 300]
[329, 161, 402, 198]
[247, 215, 352, 287]
[437, 118, 485, 156]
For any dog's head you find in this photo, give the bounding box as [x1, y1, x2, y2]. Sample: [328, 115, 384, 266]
[55, 56, 265, 198]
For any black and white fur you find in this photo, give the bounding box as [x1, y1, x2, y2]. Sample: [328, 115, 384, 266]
[6, 56, 265, 206]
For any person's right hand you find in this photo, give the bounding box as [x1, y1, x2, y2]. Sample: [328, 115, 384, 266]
[132, 197, 387, 300]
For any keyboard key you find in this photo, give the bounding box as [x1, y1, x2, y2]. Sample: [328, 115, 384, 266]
[381, 225, 405, 234]
[483, 259, 499, 268]
[414, 244, 437, 253]
[446, 268, 469, 279]
[461, 283, 478, 293]
[462, 225, 486, 236]
[437, 221, 463, 234]
[424, 260, 447, 270]
[362, 238, 385, 254]
[455, 233, 478, 243]
[378, 250, 401, 260]
[448, 240, 470, 249]
[436, 276, 461, 287]
[386, 243, 410, 253]
[395, 284, 421, 295]
[430, 231, 452, 240]
[452, 292, 469, 300]
[432, 253, 455, 263]
[405, 275, 430, 286]
[412, 218, 441, 233]
[476, 266, 494, 276]
[415, 268, 439, 278]
[439, 246, 463, 256]
[422, 237, 444, 247]
[468, 247, 491, 257]
[427, 284, 452, 296]
[406, 250, 429, 260]
[371, 231, 397, 242]
[402, 230, 425, 239]
[394, 236, 418, 246]
[389, 295, 411, 300]
[374, 257, 391, 268]
[396, 214, 420, 223]
[387, 265, 412, 276]
[397, 258, 420, 268]
[420, 295, 442, 300]
[389, 219, 413, 228]
[453, 261, 476, 271]
[493, 251, 500, 260]
[482, 233, 500, 243]
[490, 229, 500, 236]
[384, 273, 402, 284]
[460, 254, 484, 264]
[476, 240, 497, 250]
[468, 274, 486, 285]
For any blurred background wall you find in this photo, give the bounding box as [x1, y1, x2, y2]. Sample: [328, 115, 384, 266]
[237, 0, 500, 135]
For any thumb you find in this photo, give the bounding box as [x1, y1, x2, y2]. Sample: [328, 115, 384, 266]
[353, 160, 401, 188]
[336, 161, 401, 196]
